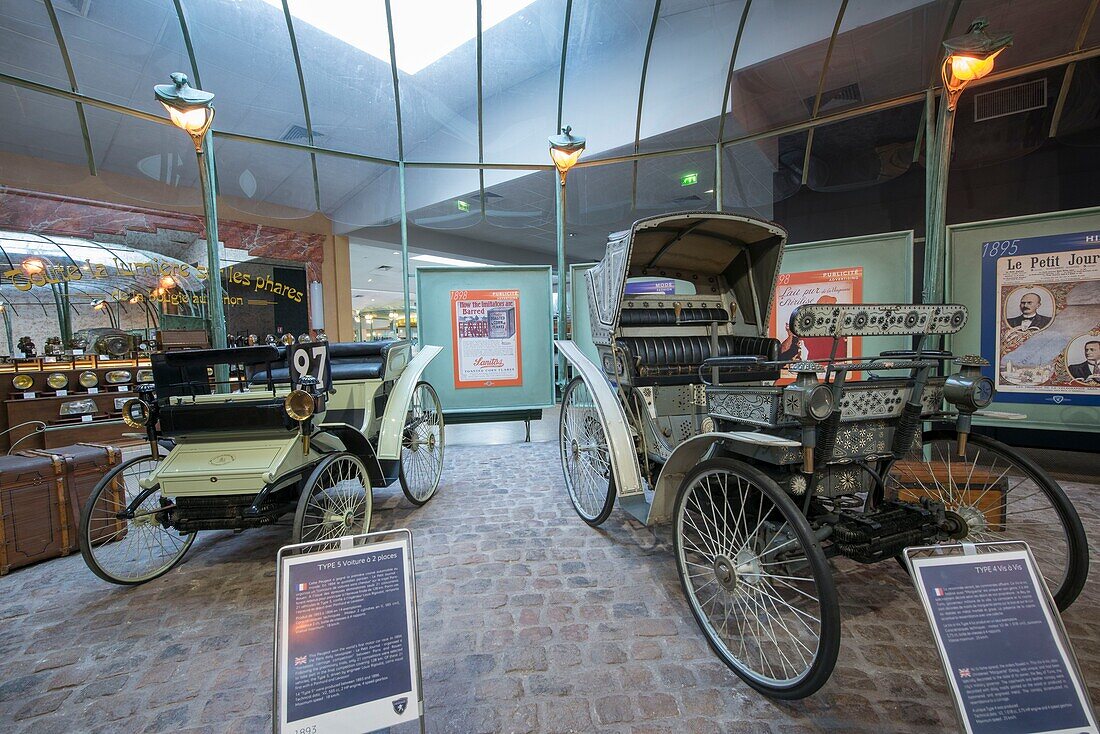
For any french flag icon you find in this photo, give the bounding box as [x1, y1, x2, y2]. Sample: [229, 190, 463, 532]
[934, 587, 945, 597]
[298, 582, 309, 592]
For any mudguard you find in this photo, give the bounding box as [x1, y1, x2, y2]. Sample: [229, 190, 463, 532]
[555, 340, 644, 499]
[376, 345, 443, 460]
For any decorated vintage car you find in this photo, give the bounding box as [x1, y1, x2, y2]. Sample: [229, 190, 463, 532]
[555, 212, 1088, 699]
[78, 340, 445, 585]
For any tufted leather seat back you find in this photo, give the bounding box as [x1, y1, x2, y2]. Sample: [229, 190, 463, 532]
[616, 335, 778, 386]
[251, 340, 405, 385]
[618, 308, 729, 327]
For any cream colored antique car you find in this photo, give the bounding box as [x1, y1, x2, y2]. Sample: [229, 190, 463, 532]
[78, 340, 444, 585]
[556, 212, 1088, 698]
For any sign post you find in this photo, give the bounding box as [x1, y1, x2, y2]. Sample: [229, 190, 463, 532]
[274, 530, 424, 734]
[904, 541, 1097, 734]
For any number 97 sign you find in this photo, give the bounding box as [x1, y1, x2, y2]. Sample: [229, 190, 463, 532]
[289, 342, 331, 392]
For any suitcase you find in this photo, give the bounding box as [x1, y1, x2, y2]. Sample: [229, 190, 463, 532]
[0, 453, 68, 574]
[23, 443, 123, 552]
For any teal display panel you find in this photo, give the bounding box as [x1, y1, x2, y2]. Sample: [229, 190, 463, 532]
[416, 266, 555, 412]
[568, 263, 599, 369]
[776, 231, 914, 359]
[947, 208, 1100, 433]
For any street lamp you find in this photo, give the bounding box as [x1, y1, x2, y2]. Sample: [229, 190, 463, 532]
[549, 126, 586, 393]
[156, 72, 228, 388]
[923, 19, 1011, 305]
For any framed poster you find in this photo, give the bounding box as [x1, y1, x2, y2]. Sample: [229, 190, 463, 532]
[982, 233, 1100, 406]
[450, 288, 523, 388]
[770, 267, 863, 382]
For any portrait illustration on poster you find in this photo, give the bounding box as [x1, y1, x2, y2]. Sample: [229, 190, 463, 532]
[451, 289, 523, 388]
[770, 267, 863, 383]
[980, 231, 1100, 406]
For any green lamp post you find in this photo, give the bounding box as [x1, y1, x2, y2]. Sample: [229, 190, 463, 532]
[549, 125, 586, 393]
[923, 19, 1012, 304]
[155, 72, 228, 390]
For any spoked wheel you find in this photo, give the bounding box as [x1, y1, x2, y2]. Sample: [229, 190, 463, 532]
[559, 376, 616, 526]
[674, 458, 840, 699]
[887, 429, 1088, 610]
[293, 453, 372, 546]
[79, 453, 195, 585]
[399, 381, 445, 505]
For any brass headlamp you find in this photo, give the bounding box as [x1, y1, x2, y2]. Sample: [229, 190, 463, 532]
[285, 375, 318, 454]
[944, 355, 993, 454]
[782, 362, 833, 473]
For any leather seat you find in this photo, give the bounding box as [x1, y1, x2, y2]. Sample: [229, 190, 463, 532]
[617, 335, 779, 386]
[251, 340, 404, 385]
[619, 308, 729, 326]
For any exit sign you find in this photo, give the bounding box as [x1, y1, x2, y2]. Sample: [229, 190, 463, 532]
[680, 172, 699, 187]
[457, 199, 470, 212]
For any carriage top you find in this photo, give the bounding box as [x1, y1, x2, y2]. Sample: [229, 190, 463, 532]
[584, 212, 787, 344]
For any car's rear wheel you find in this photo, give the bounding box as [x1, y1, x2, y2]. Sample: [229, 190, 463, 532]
[399, 381, 445, 505]
[293, 453, 372, 546]
[79, 454, 194, 585]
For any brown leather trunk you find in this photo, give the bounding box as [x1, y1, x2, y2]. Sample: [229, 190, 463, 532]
[22, 443, 123, 551]
[0, 453, 68, 574]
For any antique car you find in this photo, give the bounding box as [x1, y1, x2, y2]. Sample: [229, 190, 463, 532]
[555, 212, 1088, 699]
[78, 340, 445, 585]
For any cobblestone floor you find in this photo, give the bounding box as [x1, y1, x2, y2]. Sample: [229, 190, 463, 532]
[1, 440, 1098, 734]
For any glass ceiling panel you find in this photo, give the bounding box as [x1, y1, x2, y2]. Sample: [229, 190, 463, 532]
[725, 0, 843, 139]
[821, 0, 950, 116]
[481, 0, 567, 164]
[639, 0, 747, 153]
[284, 0, 399, 159]
[560, 0, 654, 160]
[317, 155, 400, 233]
[0, 85, 89, 176]
[210, 137, 316, 218]
[946, 0, 1092, 73]
[805, 101, 922, 193]
[395, 0, 479, 163]
[54, 0, 195, 116]
[180, 0, 306, 141]
[721, 131, 807, 220]
[0, 0, 69, 88]
[84, 105, 202, 209]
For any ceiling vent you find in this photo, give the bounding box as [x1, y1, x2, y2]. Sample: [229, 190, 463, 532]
[375, 265, 394, 272]
[279, 124, 325, 143]
[974, 78, 1047, 122]
[804, 82, 862, 115]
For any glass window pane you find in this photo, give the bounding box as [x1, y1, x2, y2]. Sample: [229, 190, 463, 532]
[639, 0, 747, 152]
[285, 0, 399, 160]
[561, 0, 654, 160]
[211, 137, 316, 218]
[0, 85, 89, 177]
[566, 161, 639, 260]
[317, 155, 400, 232]
[180, 0, 306, 141]
[54, 0, 195, 115]
[805, 101, 921, 192]
[405, 166, 482, 230]
[637, 150, 716, 211]
[84, 106, 202, 209]
[822, 0, 951, 114]
[725, 0, 844, 139]
[483, 168, 555, 236]
[721, 131, 807, 220]
[1054, 57, 1100, 144]
[946, 0, 1092, 73]
[482, 0, 567, 164]
[0, 0, 69, 88]
[393, 0, 478, 163]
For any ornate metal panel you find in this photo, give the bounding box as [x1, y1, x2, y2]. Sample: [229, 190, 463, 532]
[706, 387, 790, 428]
[789, 303, 968, 338]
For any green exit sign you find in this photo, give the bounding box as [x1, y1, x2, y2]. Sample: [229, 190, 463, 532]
[680, 172, 699, 187]
[456, 199, 470, 212]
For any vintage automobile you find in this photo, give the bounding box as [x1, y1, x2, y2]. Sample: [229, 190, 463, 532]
[556, 212, 1088, 699]
[78, 340, 445, 585]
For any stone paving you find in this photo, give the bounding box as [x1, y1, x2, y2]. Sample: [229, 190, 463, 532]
[1, 439, 1098, 734]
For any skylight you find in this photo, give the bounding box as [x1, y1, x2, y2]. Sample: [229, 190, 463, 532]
[276, 0, 536, 75]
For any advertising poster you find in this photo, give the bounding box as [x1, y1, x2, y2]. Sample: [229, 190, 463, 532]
[451, 289, 523, 388]
[770, 267, 863, 382]
[624, 278, 676, 295]
[981, 232, 1100, 407]
[278, 539, 420, 732]
[910, 549, 1097, 734]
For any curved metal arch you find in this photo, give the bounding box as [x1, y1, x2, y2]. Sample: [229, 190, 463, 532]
[41, 0, 95, 176]
[800, 0, 849, 187]
[716, 0, 753, 146]
[385, 0, 405, 161]
[280, 1, 322, 212]
[631, 0, 663, 211]
[555, 0, 575, 134]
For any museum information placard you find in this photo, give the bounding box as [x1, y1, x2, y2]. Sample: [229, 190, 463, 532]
[909, 548, 1097, 734]
[451, 288, 523, 388]
[277, 538, 420, 733]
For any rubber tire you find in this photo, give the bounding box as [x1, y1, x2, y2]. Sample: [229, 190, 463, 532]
[899, 430, 1089, 611]
[78, 454, 195, 586]
[673, 457, 841, 700]
[399, 381, 445, 506]
[559, 376, 616, 527]
[292, 453, 372, 545]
